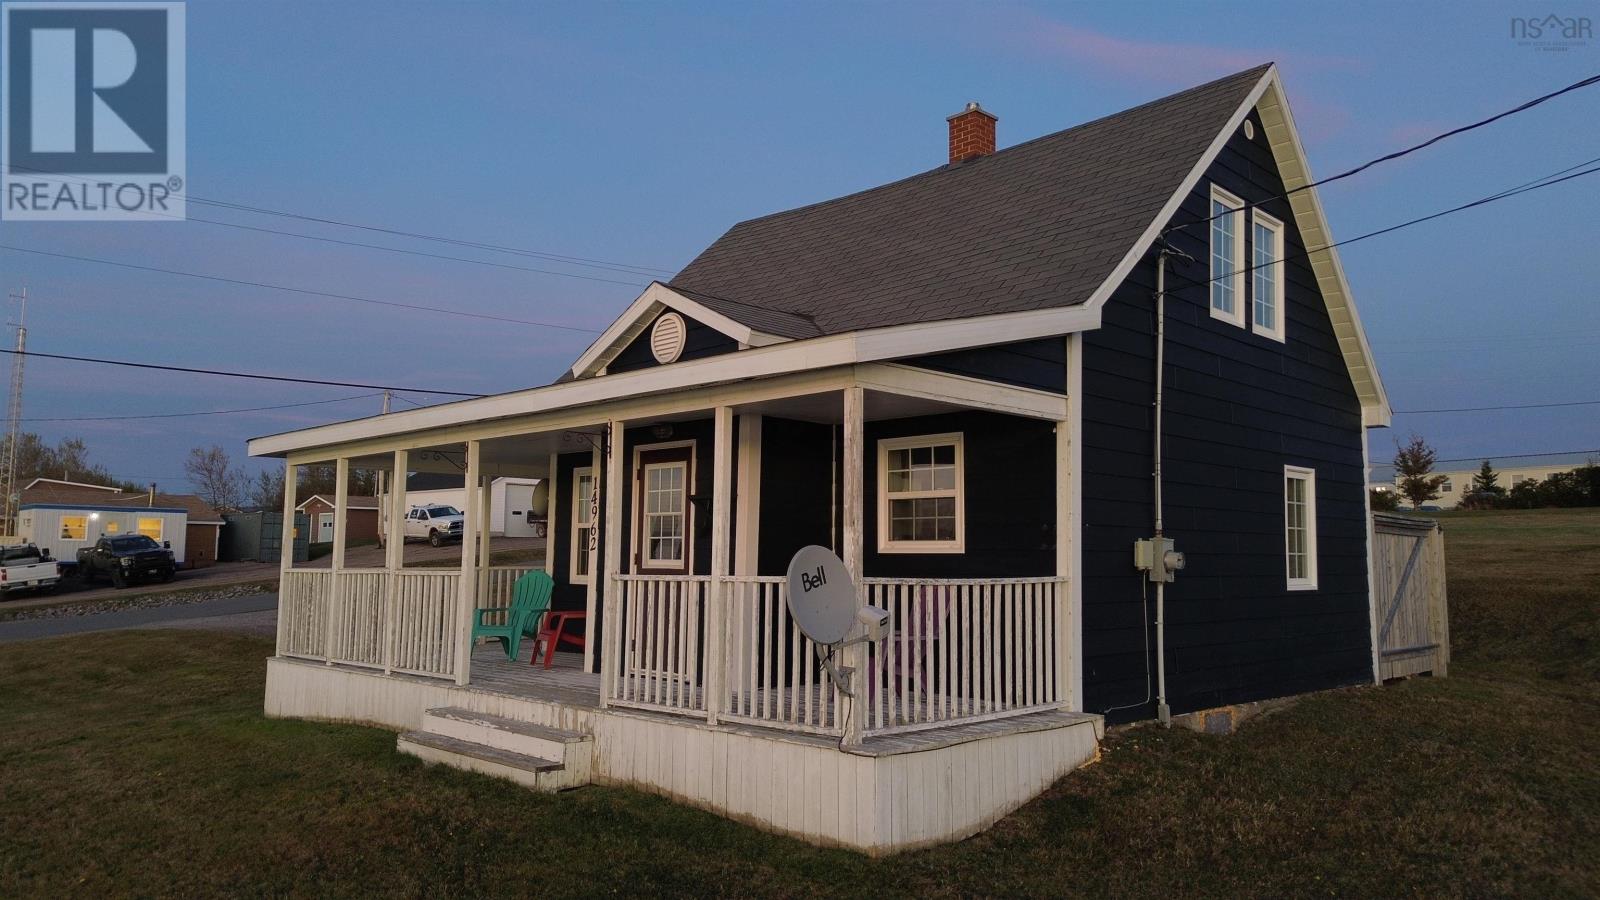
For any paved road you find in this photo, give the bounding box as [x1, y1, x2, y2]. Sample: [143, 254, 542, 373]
[0, 592, 279, 643]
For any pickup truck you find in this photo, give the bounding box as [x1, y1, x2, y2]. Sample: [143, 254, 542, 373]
[0, 543, 60, 596]
[77, 535, 176, 588]
[404, 504, 464, 547]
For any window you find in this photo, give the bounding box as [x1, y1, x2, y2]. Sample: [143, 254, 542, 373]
[878, 433, 964, 553]
[570, 467, 595, 585]
[636, 446, 692, 573]
[59, 515, 87, 541]
[1440, 478, 1454, 493]
[104, 520, 121, 534]
[1284, 466, 1318, 590]
[1209, 185, 1246, 327]
[1251, 210, 1285, 342]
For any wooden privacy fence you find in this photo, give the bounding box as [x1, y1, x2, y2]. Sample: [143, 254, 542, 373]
[1372, 513, 1450, 680]
[600, 573, 1068, 738]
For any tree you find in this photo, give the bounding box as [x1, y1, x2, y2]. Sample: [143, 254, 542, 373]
[0, 432, 140, 491]
[248, 468, 286, 511]
[1470, 460, 1505, 495]
[1369, 488, 1400, 512]
[1394, 435, 1447, 510]
[184, 445, 248, 513]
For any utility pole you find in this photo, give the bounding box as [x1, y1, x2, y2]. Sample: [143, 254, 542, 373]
[2, 288, 27, 536]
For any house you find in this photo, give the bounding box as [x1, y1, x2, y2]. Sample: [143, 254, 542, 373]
[1370, 450, 1599, 508]
[297, 494, 380, 544]
[17, 478, 225, 568]
[248, 64, 1394, 853]
[380, 473, 544, 538]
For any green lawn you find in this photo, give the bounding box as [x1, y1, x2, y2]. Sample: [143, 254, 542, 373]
[2, 509, 1597, 897]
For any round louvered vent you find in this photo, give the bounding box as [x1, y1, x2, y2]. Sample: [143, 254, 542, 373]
[1242, 119, 1255, 140]
[650, 312, 687, 364]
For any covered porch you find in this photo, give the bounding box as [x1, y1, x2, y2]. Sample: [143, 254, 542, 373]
[270, 363, 1087, 742]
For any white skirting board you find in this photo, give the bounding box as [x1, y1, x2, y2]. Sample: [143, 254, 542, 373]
[264, 657, 1102, 855]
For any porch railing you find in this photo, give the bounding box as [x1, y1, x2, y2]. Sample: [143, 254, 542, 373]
[274, 568, 465, 681]
[479, 565, 541, 626]
[599, 573, 1069, 739]
[604, 575, 707, 714]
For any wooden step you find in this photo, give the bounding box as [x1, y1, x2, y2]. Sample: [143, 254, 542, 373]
[397, 730, 584, 792]
[421, 706, 590, 765]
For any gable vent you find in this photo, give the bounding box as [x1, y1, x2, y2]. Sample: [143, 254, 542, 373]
[650, 312, 687, 364]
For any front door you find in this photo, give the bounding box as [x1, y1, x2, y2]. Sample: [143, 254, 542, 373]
[634, 446, 692, 574]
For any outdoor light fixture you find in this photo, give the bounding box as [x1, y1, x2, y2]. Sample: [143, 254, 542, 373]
[650, 424, 673, 440]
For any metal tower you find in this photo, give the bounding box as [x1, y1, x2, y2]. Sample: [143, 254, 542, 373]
[2, 288, 26, 535]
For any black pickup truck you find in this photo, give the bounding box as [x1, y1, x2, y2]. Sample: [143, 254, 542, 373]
[76, 535, 176, 588]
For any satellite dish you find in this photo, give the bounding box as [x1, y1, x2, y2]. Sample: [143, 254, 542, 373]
[785, 545, 857, 645]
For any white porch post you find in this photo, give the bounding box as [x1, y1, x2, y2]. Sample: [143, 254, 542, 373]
[706, 405, 734, 724]
[599, 419, 625, 704]
[274, 458, 297, 655]
[477, 475, 492, 612]
[734, 414, 762, 575]
[585, 440, 601, 673]
[544, 453, 559, 574]
[324, 457, 350, 665]
[455, 440, 482, 685]
[383, 450, 407, 674]
[841, 386, 866, 746]
[1062, 333, 1084, 711]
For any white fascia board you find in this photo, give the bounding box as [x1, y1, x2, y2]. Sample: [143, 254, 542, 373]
[567, 282, 788, 379]
[248, 302, 1101, 458]
[857, 363, 1069, 421]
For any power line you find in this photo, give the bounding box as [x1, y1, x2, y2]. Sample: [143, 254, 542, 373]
[0, 243, 605, 333]
[1165, 72, 1600, 236]
[1374, 449, 1600, 466]
[1167, 158, 1600, 292]
[19, 392, 383, 423]
[0, 348, 486, 397]
[3, 162, 677, 278]
[1394, 400, 1600, 414]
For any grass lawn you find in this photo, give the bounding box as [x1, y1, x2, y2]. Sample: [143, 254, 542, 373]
[2, 509, 1597, 897]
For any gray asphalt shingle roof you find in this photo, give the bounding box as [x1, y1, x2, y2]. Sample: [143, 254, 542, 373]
[669, 64, 1268, 337]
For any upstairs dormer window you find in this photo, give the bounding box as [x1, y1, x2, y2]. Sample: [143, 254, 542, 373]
[1251, 209, 1286, 343]
[1209, 185, 1246, 327]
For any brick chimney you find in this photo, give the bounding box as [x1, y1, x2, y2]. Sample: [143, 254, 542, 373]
[947, 101, 997, 164]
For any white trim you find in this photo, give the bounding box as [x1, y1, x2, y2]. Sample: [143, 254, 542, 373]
[1284, 465, 1318, 591]
[1362, 431, 1381, 685]
[1208, 184, 1246, 328]
[569, 466, 596, 586]
[858, 364, 1068, 421]
[249, 304, 1102, 459]
[631, 439, 696, 574]
[569, 282, 789, 379]
[733, 414, 762, 575]
[876, 432, 965, 555]
[1064, 333, 1084, 711]
[1250, 208, 1286, 343]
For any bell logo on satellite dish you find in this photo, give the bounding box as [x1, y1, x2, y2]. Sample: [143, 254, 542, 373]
[785, 545, 892, 696]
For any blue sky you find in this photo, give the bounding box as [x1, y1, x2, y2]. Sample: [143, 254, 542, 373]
[2, 0, 1597, 489]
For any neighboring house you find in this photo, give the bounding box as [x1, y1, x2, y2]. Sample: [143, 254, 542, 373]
[17, 478, 225, 568]
[378, 473, 544, 538]
[249, 65, 1396, 853]
[1370, 451, 1599, 508]
[297, 494, 380, 544]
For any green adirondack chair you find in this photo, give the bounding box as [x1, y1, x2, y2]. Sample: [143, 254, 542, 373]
[472, 570, 553, 661]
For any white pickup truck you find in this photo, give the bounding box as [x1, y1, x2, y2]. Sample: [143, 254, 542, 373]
[0, 543, 61, 596]
[403, 504, 465, 547]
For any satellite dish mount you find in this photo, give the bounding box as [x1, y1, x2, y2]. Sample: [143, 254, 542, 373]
[785, 545, 891, 697]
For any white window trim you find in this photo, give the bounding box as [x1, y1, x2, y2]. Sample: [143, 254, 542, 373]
[1284, 465, 1319, 592]
[1251, 208, 1286, 343]
[1209, 184, 1246, 328]
[569, 466, 595, 586]
[631, 439, 696, 574]
[877, 432, 965, 554]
